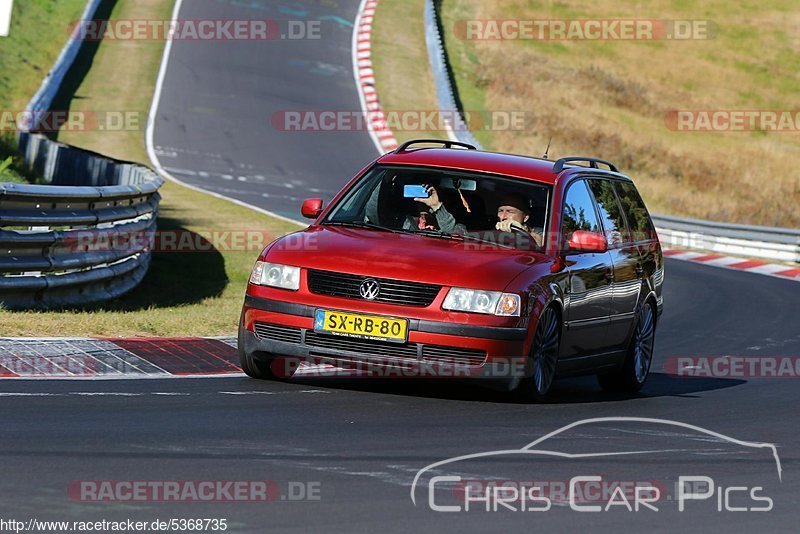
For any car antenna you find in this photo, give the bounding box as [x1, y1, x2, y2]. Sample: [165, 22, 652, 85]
[542, 136, 553, 159]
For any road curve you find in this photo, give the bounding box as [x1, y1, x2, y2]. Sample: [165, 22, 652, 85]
[2, 0, 799, 531]
[149, 0, 378, 221]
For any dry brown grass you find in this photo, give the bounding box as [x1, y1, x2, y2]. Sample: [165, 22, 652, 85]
[437, 0, 800, 227]
[372, 0, 447, 142]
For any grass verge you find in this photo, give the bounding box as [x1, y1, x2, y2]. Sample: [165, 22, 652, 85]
[0, 0, 302, 336]
[371, 0, 443, 143]
[0, 0, 89, 181]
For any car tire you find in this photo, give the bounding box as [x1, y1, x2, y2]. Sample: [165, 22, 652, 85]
[239, 350, 299, 381]
[238, 323, 299, 380]
[597, 300, 656, 393]
[514, 306, 561, 402]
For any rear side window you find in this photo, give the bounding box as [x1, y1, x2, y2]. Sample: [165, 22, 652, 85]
[614, 181, 656, 242]
[587, 179, 627, 246]
[561, 180, 601, 245]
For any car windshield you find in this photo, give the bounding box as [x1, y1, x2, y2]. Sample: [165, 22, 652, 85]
[322, 165, 551, 251]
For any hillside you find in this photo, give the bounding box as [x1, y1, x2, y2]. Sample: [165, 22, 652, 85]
[439, 0, 800, 227]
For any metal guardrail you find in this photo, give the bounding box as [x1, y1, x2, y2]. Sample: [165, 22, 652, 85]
[1, 0, 164, 309]
[652, 214, 800, 263]
[1, 134, 163, 309]
[422, 0, 799, 264]
[423, 0, 480, 149]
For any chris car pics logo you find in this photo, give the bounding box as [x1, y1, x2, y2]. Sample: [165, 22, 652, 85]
[0, 0, 12, 37]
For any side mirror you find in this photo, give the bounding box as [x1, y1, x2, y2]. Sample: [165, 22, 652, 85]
[567, 230, 608, 253]
[301, 198, 323, 219]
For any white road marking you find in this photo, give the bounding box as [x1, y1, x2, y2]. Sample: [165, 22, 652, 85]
[218, 390, 331, 395]
[0, 392, 59, 397]
[703, 256, 747, 266]
[144, 0, 305, 228]
[746, 263, 794, 275]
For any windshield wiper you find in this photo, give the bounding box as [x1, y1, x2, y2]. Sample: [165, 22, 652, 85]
[399, 228, 517, 249]
[321, 220, 403, 234]
[406, 228, 465, 241]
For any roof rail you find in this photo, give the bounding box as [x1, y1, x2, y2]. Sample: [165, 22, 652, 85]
[553, 157, 618, 173]
[394, 139, 477, 153]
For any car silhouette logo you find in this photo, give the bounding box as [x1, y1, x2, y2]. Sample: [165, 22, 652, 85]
[359, 278, 380, 300]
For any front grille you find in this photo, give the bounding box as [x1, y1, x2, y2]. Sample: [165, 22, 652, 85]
[254, 322, 302, 344]
[422, 345, 487, 366]
[307, 269, 441, 307]
[254, 323, 486, 368]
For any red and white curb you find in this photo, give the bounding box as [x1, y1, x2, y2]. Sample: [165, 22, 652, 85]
[352, 0, 398, 152]
[0, 337, 242, 379]
[0, 337, 364, 380]
[663, 249, 800, 281]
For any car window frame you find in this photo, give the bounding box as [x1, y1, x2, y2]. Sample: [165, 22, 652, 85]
[612, 179, 658, 244]
[559, 177, 604, 254]
[321, 163, 554, 244]
[585, 176, 632, 249]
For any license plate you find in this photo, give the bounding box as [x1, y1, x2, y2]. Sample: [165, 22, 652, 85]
[314, 309, 408, 343]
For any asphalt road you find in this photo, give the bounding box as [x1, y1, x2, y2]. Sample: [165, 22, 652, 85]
[3, 0, 798, 531]
[149, 0, 377, 220]
[1, 259, 799, 531]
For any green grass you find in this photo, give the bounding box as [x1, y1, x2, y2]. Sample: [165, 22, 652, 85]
[0, 155, 24, 182]
[0, 0, 89, 178]
[0, 0, 303, 336]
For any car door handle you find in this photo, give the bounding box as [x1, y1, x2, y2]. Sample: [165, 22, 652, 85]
[604, 269, 614, 281]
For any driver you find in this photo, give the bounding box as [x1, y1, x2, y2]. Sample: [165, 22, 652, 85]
[495, 192, 544, 247]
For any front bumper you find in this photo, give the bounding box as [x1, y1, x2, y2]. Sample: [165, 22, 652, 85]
[240, 295, 530, 380]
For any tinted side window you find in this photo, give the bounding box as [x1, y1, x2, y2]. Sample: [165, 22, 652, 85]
[614, 181, 656, 242]
[561, 180, 601, 245]
[587, 179, 627, 246]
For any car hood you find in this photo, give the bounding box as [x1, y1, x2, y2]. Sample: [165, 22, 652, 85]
[265, 226, 547, 290]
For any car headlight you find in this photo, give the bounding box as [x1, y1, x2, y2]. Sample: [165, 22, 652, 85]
[442, 288, 521, 316]
[249, 261, 300, 291]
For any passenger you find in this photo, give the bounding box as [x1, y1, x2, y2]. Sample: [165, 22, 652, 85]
[365, 182, 465, 234]
[495, 193, 544, 247]
[411, 184, 465, 233]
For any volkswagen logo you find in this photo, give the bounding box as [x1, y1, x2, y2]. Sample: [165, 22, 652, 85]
[359, 278, 381, 300]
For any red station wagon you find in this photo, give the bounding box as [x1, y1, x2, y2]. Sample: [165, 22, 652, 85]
[238, 140, 664, 400]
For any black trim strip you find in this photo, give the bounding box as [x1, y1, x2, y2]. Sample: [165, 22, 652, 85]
[243, 295, 527, 341]
[565, 317, 610, 330]
[245, 295, 314, 317]
[416, 320, 526, 340]
[608, 312, 635, 323]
